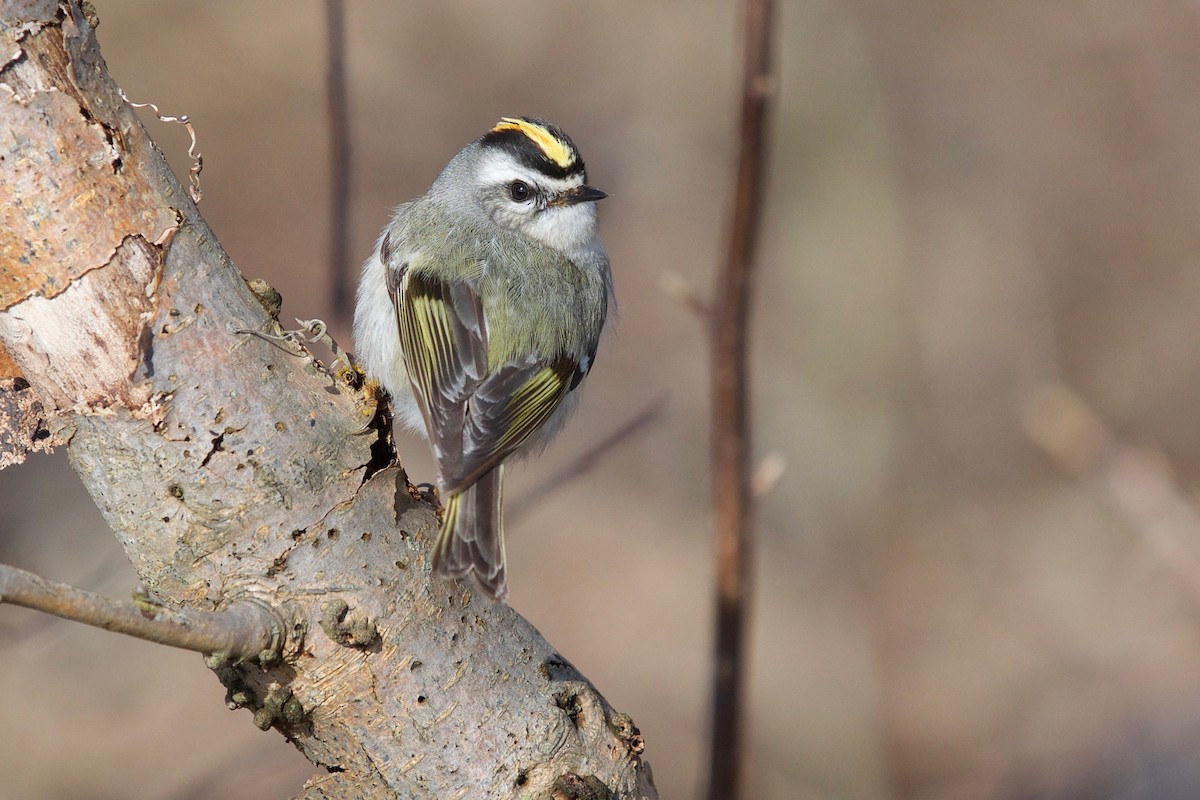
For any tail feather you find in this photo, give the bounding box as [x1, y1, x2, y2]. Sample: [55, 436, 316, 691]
[433, 465, 507, 600]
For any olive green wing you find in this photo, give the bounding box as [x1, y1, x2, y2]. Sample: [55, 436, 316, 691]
[393, 268, 486, 483]
[394, 269, 580, 494]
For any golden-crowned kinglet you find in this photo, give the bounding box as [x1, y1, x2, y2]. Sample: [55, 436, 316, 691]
[354, 117, 611, 601]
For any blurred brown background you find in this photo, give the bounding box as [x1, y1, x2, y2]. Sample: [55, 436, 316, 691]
[5, 2, 1200, 798]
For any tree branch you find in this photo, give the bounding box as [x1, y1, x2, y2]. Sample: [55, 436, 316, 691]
[707, 1, 775, 798]
[0, 4, 656, 797]
[0, 563, 281, 659]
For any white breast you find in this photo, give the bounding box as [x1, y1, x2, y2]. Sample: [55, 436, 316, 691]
[352, 245, 426, 434]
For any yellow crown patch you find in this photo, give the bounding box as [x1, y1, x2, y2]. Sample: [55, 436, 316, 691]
[492, 117, 577, 169]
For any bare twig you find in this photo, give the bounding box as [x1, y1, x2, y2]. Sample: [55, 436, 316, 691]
[659, 271, 711, 319]
[507, 397, 668, 523]
[325, 0, 353, 317]
[1024, 383, 1200, 602]
[0, 562, 282, 660]
[0, 546, 132, 645]
[707, 1, 774, 798]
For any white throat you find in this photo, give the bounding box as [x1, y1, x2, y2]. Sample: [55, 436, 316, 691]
[523, 203, 598, 253]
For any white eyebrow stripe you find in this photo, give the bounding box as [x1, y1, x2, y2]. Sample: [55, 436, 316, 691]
[476, 152, 584, 194]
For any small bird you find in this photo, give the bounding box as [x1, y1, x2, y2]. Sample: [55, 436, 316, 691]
[353, 117, 611, 601]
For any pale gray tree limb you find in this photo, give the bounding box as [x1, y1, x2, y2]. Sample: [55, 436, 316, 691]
[0, 562, 282, 659]
[0, 3, 657, 798]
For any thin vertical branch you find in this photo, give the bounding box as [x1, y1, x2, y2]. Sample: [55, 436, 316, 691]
[325, 0, 353, 316]
[707, 1, 774, 798]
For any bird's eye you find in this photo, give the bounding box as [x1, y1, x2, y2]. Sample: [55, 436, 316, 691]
[508, 180, 531, 202]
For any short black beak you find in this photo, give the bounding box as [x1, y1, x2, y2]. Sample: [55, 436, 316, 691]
[561, 184, 608, 205]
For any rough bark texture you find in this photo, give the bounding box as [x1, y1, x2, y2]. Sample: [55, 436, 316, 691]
[0, 371, 65, 468]
[0, 3, 657, 798]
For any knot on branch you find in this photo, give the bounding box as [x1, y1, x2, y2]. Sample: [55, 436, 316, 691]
[252, 682, 307, 731]
[609, 712, 646, 757]
[213, 666, 307, 734]
[318, 598, 379, 648]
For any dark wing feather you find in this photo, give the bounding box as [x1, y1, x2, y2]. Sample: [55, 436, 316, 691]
[394, 270, 578, 494]
[448, 355, 576, 490]
[395, 270, 488, 481]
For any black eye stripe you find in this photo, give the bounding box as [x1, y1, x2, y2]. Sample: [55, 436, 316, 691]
[480, 128, 587, 182]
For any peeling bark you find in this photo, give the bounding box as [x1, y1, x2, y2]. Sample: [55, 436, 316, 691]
[0, 3, 657, 798]
[0, 343, 18, 377]
[0, 372, 65, 468]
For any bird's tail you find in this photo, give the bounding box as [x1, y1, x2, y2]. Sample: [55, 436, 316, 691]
[433, 465, 507, 600]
